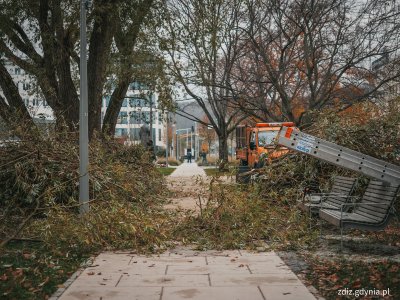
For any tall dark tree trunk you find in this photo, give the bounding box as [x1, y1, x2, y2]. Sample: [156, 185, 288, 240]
[0, 63, 37, 133]
[102, 77, 131, 136]
[53, 0, 80, 129]
[218, 121, 229, 170]
[101, 0, 155, 138]
[87, 1, 116, 139]
[218, 134, 229, 170]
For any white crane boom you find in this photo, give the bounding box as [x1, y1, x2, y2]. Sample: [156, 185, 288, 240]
[278, 126, 400, 185]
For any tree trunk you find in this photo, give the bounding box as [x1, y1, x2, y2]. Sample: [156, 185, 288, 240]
[56, 53, 80, 129]
[87, 1, 116, 139]
[218, 134, 229, 171]
[102, 77, 131, 136]
[0, 63, 37, 133]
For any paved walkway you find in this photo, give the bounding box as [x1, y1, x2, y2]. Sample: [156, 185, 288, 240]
[54, 162, 317, 300]
[169, 162, 207, 177]
[164, 163, 208, 211]
[58, 250, 316, 300]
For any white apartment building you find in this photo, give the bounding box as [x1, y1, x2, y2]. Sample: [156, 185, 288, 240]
[101, 81, 166, 148]
[1, 58, 167, 148]
[1, 58, 54, 122]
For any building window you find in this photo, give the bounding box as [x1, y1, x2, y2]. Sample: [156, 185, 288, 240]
[122, 98, 128, 107]
[158, 129, 161, 141]
[15, 68, 21, 75]
[142, 97, 155, 108]
[142, 112, 150, 124]
[130, 81, 149, 91]
[23, 83, 30, 90]
[129, 97, 145, 107]
[115, 128, 128, 137]
[117, 112, 128, 124]
[129, 111, 141, 124]
[24, 99, 29, 106]
[43, 100, 48, 107]
[130, 82, 138, 90]
[129, 128, 140, 140]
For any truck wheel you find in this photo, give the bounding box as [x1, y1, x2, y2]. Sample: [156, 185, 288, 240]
[236, 165, 250, 184]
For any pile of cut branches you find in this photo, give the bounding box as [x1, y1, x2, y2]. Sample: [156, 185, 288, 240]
[173, 178, 318, 250]
[254, 99, 400, 201]
[308, 100, 400, 164]
[0, 133, 170, 252]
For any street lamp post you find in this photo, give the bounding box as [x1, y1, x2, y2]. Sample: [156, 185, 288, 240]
[165, 114, 168, 167]
[176, 130, 180, 159]
[186, 129, 189, 155]
[190, 127, 193, 154]
[79, 0, 89, 214]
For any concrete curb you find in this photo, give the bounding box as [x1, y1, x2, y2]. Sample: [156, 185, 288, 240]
[49, 256, 94, 300]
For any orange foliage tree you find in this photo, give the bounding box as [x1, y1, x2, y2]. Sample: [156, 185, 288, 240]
[232, 0, 400, 126]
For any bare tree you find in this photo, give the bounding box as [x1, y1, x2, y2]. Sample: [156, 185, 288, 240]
[238, 0, 400, 125]
[161, 0, 249, 164]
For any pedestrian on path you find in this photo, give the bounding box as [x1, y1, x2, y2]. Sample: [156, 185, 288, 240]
[201, 151, 207, 164]
[187, 149, 192, 163]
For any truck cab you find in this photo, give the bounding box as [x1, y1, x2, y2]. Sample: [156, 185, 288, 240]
[236, 122, 296, 168]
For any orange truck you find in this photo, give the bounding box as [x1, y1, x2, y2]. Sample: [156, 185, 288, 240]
[236, 122, 296, 168]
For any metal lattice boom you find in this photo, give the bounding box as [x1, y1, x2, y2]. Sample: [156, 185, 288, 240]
[278, 127, 400, 185]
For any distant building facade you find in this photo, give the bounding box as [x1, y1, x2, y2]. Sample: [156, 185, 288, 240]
[101, 81, 166, 148]
[1, 57, 167, 147]
[0, 57, 54, 123]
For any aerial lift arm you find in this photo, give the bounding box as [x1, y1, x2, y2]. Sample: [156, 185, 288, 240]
[277, 127, 400, 185]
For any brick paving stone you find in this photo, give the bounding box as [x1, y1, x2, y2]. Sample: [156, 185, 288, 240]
[260, 285, 317, 300]
[130, 256, 207, 265]
[209, 274, 302, 286]
[117, 274, 210, 287]
[239, 251, 277, 256]
[247, 261, 293, 274]
[85, 266, 168, 275]
[59, 286, 161, 300]
[162, 286, 264, 300]
[62, 272, 121, 287]
[166, 264, 252, 275]
[206, 254, 283, 265]
[169, 249, 241, 257]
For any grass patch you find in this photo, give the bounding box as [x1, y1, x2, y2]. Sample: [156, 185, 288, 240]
[0, 240, 88, 299]
[157, 167, 176, 176]
[305, 258, 399, 299]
